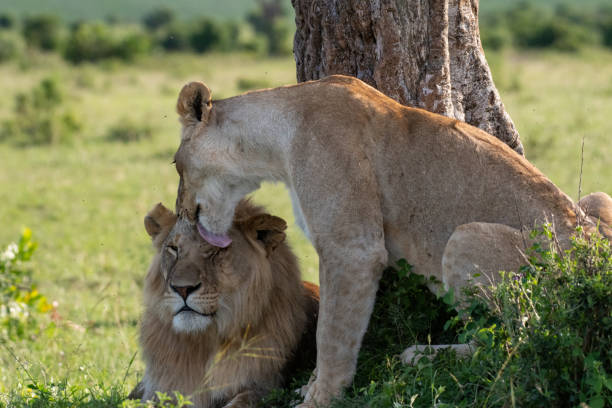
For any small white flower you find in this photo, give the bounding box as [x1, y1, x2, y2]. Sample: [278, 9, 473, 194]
[1, 243, 18, 262]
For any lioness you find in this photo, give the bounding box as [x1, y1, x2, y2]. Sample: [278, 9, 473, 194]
[171, 75, 611, 407]
[133, 200, 318, 407]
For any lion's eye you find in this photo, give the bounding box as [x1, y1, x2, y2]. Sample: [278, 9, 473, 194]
[166, 245, 178, 258]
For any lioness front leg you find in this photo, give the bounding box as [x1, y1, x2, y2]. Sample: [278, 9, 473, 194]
[299, 238, 387, 407]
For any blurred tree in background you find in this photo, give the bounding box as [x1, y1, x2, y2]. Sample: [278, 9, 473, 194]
[142, 7, 175, 32]
[247, 0, 291, 55]
[0, 12, 15, 29]
[0, 2, 610, 65]
[22, 14, 61, 50]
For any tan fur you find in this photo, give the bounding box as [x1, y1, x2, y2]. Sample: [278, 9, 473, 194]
[172, 75, 611, 406]
[135, 200, 318, 407]
[403, 193, 612, 364]
[579, 192, 612, 237]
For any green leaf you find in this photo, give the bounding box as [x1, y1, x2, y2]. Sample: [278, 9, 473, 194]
[588, 396, 604, 408]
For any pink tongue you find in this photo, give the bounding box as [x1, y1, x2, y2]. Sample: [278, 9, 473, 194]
[197, 222, 232, 248]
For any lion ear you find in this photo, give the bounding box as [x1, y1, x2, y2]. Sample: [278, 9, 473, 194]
[177, 81, 212, 126]
[144, 203, 178, 248]
[242, 214, 287, 256]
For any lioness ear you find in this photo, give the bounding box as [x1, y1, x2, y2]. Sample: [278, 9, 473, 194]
[242, 214, 287, 256]
[177, 81, 212, 125]
[144, 203, 178, 248]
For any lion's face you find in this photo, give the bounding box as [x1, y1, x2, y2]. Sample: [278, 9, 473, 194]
[143, 201, 288, 335]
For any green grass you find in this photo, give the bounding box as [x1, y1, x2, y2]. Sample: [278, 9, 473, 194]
[0, 48, 611, 404]
[0, 52, 312, 400]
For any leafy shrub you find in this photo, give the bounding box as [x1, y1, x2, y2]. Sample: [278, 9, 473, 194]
[158, 23, 192, 51]
[64, 22, 116, 63]
[142, 7, 175, 32]
[0, 228, 51, 340]
[481, 26, 511, 51]
[480, 3, 608, 52]
[602, 17, 612, 47]
[105, 118, 153, 143]
[0, 31, 24, 63]
[22, 14, 62, 51]
[113, 32, 152, 62]
[189, 18, 241, 53]
[0, 13, 15, 29]
[459, 226, 612, 407]
[247, 0, 291, 55]
[64, 22, 151, 64]
[189, 18, 224, 53]
[0, 77, 82, 146]
[323, 226, 612, 408]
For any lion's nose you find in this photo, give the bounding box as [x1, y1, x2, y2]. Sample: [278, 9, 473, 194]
[171, 283, 202, 301]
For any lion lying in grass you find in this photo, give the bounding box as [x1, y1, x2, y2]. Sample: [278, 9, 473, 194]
[130, 200, 318, 407]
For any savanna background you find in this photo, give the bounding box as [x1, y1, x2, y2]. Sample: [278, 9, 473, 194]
[0, 0, 611, 407]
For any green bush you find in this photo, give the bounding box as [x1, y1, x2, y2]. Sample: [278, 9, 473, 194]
[0, 77, 82, 146]
[247, 0, 292, 55]
[22, 14, 62, 51]
[480, 2, 608, 52]
[113, 32, 151, 62]
[105, 118, 153, 143]
[326, 226, 612, 408]
[0, 13, 15, 29]
[602, 17, 612, 47]
[463, 227, 612, 407]
[263, 226, 611, 407]
[142, 7, 175, 32]
[64, 22, 151, 64]
[158, 23, 192, 51]
[64, 22, 116, 63]
[0, 31, 24, 63]
[189, 18, 241, 53]
[0, 228, 51, 340]
[481, 26, 512, 51]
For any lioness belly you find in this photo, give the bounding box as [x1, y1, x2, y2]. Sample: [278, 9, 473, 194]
[373, 112, 576, 280]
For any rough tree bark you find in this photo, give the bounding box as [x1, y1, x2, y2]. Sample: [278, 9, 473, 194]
[292, 0, 524, 155]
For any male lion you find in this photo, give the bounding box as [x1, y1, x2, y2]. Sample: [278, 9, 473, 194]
[132, 200, 318, 407]
[171, 75, 611, 407]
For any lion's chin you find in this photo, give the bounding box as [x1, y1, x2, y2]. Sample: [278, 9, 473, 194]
[172, 311, 213, 333]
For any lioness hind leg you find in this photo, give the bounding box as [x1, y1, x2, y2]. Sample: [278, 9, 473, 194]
[401, 222, 528, 365]
[578, 192, 612, 239]
[400, 343, 475, 364]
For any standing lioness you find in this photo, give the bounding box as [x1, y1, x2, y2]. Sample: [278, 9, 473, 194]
[172, 75, 608, 407]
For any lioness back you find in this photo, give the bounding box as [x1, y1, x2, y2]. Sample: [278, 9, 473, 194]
[279, 75, 579, 280]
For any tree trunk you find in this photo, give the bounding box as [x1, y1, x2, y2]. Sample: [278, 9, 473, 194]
[292, 0, 524, 155]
